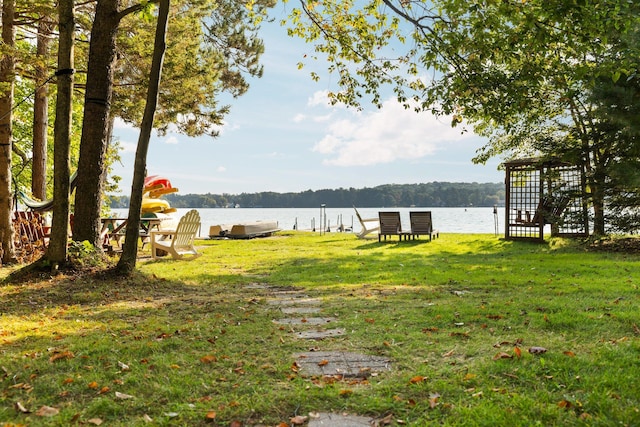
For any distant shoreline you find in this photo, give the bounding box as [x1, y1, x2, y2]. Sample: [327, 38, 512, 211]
[109, 181, 505, 209]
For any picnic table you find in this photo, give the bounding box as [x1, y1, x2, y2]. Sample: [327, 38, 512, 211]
[100, 217, 162, 250]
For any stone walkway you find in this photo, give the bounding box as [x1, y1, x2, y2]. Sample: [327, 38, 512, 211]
[251, 283, 393, 426]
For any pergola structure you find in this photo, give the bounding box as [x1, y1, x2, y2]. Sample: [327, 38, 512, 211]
[504, 158, 589, 241]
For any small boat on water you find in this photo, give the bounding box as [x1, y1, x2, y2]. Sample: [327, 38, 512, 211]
[209, 220, 280, 239]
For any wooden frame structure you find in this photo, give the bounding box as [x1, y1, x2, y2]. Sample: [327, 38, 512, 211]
[504, 158, 589, 241]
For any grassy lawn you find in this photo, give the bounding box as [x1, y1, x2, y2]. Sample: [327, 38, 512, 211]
[1, 232, 639, 426]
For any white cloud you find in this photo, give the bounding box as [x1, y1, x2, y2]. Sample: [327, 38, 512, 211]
[117, 140, 138, 153]
[112, 117, 135, 130]
[307, 90, 331, 107]
[293, 113, 306, 123]
[217, 166, 226, 173]
[313, 114, 333, 123]
[312, 98, 472, 167]
[164, 136, 179, 144]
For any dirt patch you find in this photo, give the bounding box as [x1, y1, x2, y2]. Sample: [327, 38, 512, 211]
[587, 237, 640, 253]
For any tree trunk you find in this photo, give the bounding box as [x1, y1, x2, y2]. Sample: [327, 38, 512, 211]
[0, 0, 16, 264]
[46, 0, 75, 267]
[590, 170, 607, 236]
[73, 0, 120, 246]
[117, 0, 170, 274]
[32, 18, 54, 200]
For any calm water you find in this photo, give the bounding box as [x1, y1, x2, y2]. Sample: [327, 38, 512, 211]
[111, 207, 503, 236]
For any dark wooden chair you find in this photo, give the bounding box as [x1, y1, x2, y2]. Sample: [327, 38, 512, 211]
[409, 211, 439, 241]
[378, 211, 406, 242]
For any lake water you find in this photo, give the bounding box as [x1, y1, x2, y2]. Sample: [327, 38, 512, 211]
[111, 207, 503, 236]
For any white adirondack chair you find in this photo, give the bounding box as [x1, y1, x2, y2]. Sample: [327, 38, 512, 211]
[151, 209, 201, 260]
[354, 206, 380, 239]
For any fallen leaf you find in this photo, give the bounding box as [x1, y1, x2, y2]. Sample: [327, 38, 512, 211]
[49, 351, 74, 362]
[205, 411, 216, 421]
[88, 381, 99, 389]
[200, 355, 217, 364]
[558, 399, 572, 409]
[493, 352, 513, 360]
[87, 418, 103, 425]
[117, 361, 130, 371]
[429, 393, 440, 408]
[514, 347, 522, 358]
[528, 346, 547, 355]
[339, 389, 353, 396]
[442, 349, 455, 357]
[378, 413, 394, 425]
[14, 402, 30, 414]
[317, 359, 329, 367]
[365, 318, 375, 324]
[290, 415, 308, 425]
[62, 378, 74, 384]
[463, 373, 476, 381]
[115, 391, 135, 399]
[563, 351, 576, 357]
[142, 414, 153, 422]
[98, 386, 110, 394]
[35, 406, 59, 417]
[230, 421, 242, 427]
[409, 375, 427, 384]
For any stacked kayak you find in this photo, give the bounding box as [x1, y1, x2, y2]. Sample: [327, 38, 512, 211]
[142, 175, 178, 214]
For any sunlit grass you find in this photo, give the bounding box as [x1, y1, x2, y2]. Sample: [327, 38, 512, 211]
[1, 232, 639, 425]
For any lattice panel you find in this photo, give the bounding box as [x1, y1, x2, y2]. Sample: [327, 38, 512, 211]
[505, 159, 588, 241]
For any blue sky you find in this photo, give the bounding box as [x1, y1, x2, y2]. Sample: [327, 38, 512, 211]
[110, 7, 503, 196]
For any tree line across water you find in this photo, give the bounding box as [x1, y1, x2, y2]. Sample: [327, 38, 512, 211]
[110, 182, 504, 209]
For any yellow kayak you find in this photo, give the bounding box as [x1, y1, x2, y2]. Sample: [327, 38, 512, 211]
[141, 197, 171, 214]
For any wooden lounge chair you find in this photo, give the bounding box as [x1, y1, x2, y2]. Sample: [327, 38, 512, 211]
[514, 195, 571, 226]
[408, 211, 439, 241]
[151, 209, 201, 260]
[353, 206, 379, 239]
[378, 211, 406, 242]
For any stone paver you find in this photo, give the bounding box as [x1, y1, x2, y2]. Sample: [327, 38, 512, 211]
[267, 298, 322, 306]
[280, 306, 322, 314]
[294, 351, 391, 377]
[251, 283, 393, 422]
[273, 317, 336, 325]
[307, 412, 373, 427]
[295, 328, 345, 340]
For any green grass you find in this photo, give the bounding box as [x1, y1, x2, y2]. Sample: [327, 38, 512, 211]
[1, 232, 639, 426]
